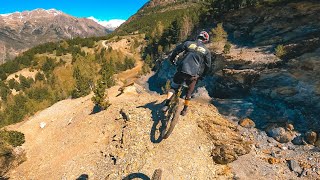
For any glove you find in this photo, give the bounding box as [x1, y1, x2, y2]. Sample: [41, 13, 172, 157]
[169, 57, 176, 65]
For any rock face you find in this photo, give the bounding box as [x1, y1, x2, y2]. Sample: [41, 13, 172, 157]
[0, 8, 108, 63]
[197, 110, 252, 164]
[224, 1, 320, 47]
[208, 1, 320, 135]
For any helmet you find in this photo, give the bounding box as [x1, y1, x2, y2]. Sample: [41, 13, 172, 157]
[197, 31, 209, 43]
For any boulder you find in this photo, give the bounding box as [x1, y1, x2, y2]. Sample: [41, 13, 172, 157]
[266, 126, 294, 143]
[211, 144, 250, 164]
[239, 118, 255, 128]
[285, 123, 294, 131]
[287, 160, 303, 175]
[304, 131, 317, 145]
[315, 138, 320, 147]
[292, 135, 307, 145]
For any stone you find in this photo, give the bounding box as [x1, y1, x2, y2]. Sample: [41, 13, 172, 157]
[315, 138, 320, 147]
[288, 145, 295, 150]
[211, 144, 250, 164]
[266, 126, 293, 143]
[120, 109, 131, 121]
[268, 157, 279, 164]
[292, 136, 307, 145]
[287, 160, 303, 174]
[285, 123, 294, 131]
[304, 131, 317, 145]
[212, 145, 237, 164]
[40, 122, 46, 129]
[238, 118, 255, 128]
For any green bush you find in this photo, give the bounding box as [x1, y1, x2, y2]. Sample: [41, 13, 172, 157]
[0, 130, 25, 147]
[19, 75, 33, 90]
[8, 78, 21, 91]
[35, 72, 45, 81]
[223, 42, 231, 54]
[211, 23, 228, 43]
[275, 44, 286, 58]
[71, 67, 92, 98]
[91, 80, 111, 110]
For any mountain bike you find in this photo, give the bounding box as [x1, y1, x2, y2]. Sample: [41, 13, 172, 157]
[161, 82, 187, 139]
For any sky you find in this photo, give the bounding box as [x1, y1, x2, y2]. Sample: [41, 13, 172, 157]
[0, 0, 149, 28]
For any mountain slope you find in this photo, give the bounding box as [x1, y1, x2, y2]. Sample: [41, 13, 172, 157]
[6, 83, 247, 179]
[0, 8, 109, 63]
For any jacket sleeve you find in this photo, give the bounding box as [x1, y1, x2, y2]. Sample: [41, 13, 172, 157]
[203, 51, 212, 76]
[169, 42, 186, 63]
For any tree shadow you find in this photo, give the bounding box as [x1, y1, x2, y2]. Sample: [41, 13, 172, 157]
[76, 174, 89, 180]
[90, 104, 102, 115]
[137, 101, 166, 143]
[122, 173, 150, 180]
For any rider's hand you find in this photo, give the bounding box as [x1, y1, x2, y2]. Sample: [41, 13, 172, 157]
[169, 58, 176, 65]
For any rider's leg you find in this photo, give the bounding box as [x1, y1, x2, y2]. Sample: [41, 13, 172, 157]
[162, 72, 184, 112]
[181, 77, 197, 116]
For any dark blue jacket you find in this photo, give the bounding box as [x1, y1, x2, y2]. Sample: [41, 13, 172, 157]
[170, 40, 212, 76]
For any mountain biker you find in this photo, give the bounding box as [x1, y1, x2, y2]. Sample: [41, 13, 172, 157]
[162, 31, 212, 116]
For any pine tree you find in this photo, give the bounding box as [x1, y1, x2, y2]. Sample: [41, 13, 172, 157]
[71, 67, 91, 98]
[91, 79, 111, 111]
[100, 62, 115, 88]
[211, 23, 228, 43]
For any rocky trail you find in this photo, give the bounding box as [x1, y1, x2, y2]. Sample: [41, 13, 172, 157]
[6, 83, 235, 179]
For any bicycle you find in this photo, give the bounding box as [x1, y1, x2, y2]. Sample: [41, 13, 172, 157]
[161, 82, 188, 139]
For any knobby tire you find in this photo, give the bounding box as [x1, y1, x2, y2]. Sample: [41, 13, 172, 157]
[161, 101, 181, 139]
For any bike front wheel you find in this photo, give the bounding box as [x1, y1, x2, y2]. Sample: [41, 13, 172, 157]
[161, 101, 182, 139]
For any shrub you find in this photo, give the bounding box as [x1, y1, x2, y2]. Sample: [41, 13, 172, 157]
[71, 67, 92, 98]
[8, 78, 21, 91]
[275, 44, 286, 58]
[223, 42, 231, 54]
[211, 23, 228, 43]
[19, 75, 33, 90]
[35, 72, 45, 81]
[91, 80, 111, 111]
[0, 130, 25, 147]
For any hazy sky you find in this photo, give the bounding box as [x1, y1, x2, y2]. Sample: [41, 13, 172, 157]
[0, 0, 149, 21]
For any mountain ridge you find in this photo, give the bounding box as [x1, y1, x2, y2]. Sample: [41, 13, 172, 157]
[0, 8, 109, 63]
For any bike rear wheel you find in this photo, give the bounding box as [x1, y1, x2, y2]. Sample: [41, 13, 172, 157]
[161, 101, 182, 139]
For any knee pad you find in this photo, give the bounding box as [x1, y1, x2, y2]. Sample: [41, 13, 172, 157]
[168, 89, 175, 94]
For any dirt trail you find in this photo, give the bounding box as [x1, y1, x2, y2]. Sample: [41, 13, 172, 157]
[6, 84, 233, 179]
[102, 38, 143, 85]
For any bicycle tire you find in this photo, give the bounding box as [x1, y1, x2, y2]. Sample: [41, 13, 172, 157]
[161, 101, 182, 139]
[151, 169, 162, 180]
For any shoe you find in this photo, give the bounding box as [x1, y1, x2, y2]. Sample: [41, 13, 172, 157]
[161, 105, 169, 112]
[161, 99, 170, 112]
[180, 105, 188, 116]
